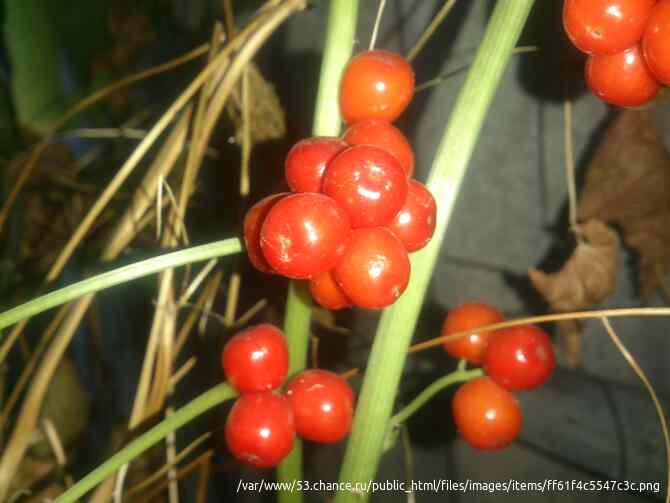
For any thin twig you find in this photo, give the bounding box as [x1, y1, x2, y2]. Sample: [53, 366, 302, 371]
[41, 418, 73, 487]
[178, 260, 218, 305]
[369, 0, 387, 50]
[600, 317, 670, 503]
[407, 0, 458, 62]
[563, 99, 581, 239]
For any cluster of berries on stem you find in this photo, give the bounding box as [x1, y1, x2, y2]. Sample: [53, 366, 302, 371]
[563, 0, 670, 107]
[243, 49, 437, 310]
[442, 302, 556, 450]
[222, 324, 354, 467]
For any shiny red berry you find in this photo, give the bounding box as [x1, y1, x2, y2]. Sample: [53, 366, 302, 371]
[260, 193, 351, 279]
[225, 392, 295, 468]
[309, 270, 352, 310]
[342, 120, 415, 177]
[586, 45, 660, 107]
[333, 227, 410, 309]
[221, 324, 289, 393]
[284, 369, 354, 443]
[323, 145, 408, 229]
[285, 137, 348, 193]
[563, 0, 656, 55]
[483, 325, 556, 391]
[442, 302, 504, 364]
[243, 193, 287, 273]
[452, 377, 522, 451]
[340, 50, 415, 124]
[643, 0, 670, 85]
[387, 180, 436, 252]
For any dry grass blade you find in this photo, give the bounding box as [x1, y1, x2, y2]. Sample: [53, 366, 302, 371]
[195, 456, 211, 503]
[169, 357, 197, 389]
[124, 432, 211, 498]
[407, 0, 458, 62]
[41, 418, 73, 487]
[600, 317, 670, 503]
[0, 305, 68, 428]
[0, 42, 213, 234]
[179, 260, 218, 305]
[166, 409, 179, 503]
[0, 294, 93, 500]
[104, 106, 193, 259]
[174, 272, 222, 358]
[231, 298, 268, 328]
[136, 450, 213, 503]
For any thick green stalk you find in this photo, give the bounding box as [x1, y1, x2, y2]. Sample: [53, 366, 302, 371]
[335, 1, 535, 501]
[55, 383, 237, 503]
[278, 1, 359, 500]
[0, 238, 242, 331]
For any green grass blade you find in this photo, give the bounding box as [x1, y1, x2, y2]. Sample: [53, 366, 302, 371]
[0, 238, 242, 331]
[335, 1, 536, 501]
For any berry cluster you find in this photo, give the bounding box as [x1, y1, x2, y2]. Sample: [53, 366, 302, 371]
[243, 50, 437, 310]
[563, 0, 670, 107]
[221, 324, 354, 467]
[442, 302, 556, 450]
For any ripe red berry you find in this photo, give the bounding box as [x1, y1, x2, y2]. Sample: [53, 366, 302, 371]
[333, 227, 410, 309]
[563, 0, 656, 55]
[309, 270, 352, 310]
[323, 145, 408, 229]
[452, 377, 522, 451]
[339, 50, 415, 124]
[442, 302, 504, 364]
[284, 369, 354, 443]
[225, 392, 295, 468]
[285, 137, 348, 193]
[260, 193, 351, 279]
[221, 324, 289, 393]
[243, 193, 287, 273]
[342, 120, 415, 177]
[586, 45, 660, 107]
[643, 0, 670, 85]
[483, 325, 556, 391]
[387, 180, 436, 252]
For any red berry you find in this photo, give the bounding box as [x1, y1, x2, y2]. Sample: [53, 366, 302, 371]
[442, 302, 504, 364]
[323, 145, 408, 229]
[225, 393, 295, 468]
[452, 377, 522, 451]
[260, 193, 351, 279]
[310, 270, 352, 310]
[483, 325, 556, 391]
[563, 0, 656, 55]
[333, 227, 410, 309]
[586, 45, 660, 107]
[285, 137, 348, 193]
[342, 120, 415, 177]
[243, 193, 287, 273]
[284, 369, 354, 443]
[643, 0, 670, 85]
[339, 50, 415, 124]
[222, 324, 289, 393]
[387, 180, 436, 252]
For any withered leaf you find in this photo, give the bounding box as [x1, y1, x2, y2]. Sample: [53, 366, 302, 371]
[529, 220, 620, 366]
[578, 109, 670, 295]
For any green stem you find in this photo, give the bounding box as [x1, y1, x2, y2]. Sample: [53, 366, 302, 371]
[390, 368, 482, 427]
[0, 238, 242, 332]
[277, 1, 359, 501]
[55, 383, 237, 503]
[335, 2, 535, 501]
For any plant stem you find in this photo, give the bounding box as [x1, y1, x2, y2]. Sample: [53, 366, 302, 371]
[278, 2, 359, 501]
[0, 238, 242, 332]
[390, 368, 482, 427]
[335, 2, 535, 501]
[54, 383, 237, 503]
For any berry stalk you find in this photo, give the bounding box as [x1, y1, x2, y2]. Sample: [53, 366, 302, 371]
[334, 1, 536, 501]
[277, 1, 359, 500]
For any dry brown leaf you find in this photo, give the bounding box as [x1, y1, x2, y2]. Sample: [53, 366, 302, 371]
[226, 62, 286, 144]
[529, 219, 620, 366]
[578, 109, 670, 295]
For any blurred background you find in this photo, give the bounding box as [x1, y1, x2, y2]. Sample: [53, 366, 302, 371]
[0, 0, 668, 501]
